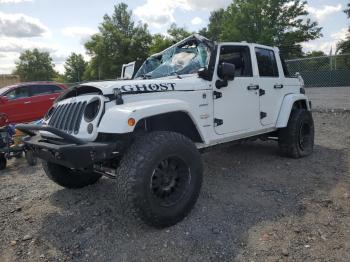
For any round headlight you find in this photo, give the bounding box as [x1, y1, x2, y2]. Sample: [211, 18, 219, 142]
[84, 97, 101, 122]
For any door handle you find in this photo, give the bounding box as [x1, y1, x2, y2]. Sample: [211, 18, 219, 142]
[274, 84, 284, 89]
[24, 101, 31, 104]
[49, 97, 55, 100]
[247, 85, 259, 91]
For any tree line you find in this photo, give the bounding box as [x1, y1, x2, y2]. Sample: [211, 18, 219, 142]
[13, 1, 350, 83]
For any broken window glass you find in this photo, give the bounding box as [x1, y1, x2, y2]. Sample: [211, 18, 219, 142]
[134, 38, 211, 79]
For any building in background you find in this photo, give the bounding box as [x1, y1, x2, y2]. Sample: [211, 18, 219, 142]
[0, 75, 20, 88]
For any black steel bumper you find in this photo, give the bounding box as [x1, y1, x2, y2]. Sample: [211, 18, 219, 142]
[17, 124, 117, 169]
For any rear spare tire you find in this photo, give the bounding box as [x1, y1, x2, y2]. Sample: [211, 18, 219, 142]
[42, 162, 102, 188]
[279, 109, 314, 158]
[116, 131, 203, 228]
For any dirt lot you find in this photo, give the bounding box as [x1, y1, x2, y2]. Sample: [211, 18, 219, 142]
[1, 89, 350, 262]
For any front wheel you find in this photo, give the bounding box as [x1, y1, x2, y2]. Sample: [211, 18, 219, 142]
[42, 162, 102, 188]
[25, 150, 37, 166]
[278, 109, 314, 158]
[116, 131, 203, 228]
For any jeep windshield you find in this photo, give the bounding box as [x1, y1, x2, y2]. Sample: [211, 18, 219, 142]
[134, 35, 212, 79]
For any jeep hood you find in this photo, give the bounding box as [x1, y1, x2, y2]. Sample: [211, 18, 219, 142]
[58, 74, 209, 101]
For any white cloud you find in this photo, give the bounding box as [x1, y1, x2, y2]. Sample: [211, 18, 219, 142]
[302, 27, 349, 55]
[0, 37, 60, 73]
[0, 37, 57, 53]
[302, 41, 333, 54]
[0, 0, 32, 3]
[191, 16, 203, 25]
[0, 52, 19, 73]
[0, 12, 49, 38]
[61, 26, 97, 38]
[331, 27, 348, 41]
[61, 26, 97, 44]
[185, 0, 231, 10]
[134, 0, 181, 28]
[306, 4, 342, 21]
[134, 0, 230, 28]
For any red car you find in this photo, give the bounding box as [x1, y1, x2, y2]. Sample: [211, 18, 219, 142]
[0, 82, 68, 126]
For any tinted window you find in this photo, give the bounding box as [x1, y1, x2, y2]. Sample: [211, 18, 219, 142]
[255, 48, 279, 77]
[31, 85, 53, 96]
[30, 85, 63, 96]
[6, 86, 30, 100]
[218, 45, 253, 77]
[49, 85, 63, 93]
[279, 54, 292, 77]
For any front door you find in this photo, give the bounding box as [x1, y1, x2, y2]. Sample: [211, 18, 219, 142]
[213, 45, 261, 135]
[0, 86, 32, 124]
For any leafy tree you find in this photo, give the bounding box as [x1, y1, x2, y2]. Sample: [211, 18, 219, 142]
[202, 0, 322, 59]
[148, 24, 191, 54]
[336, 3, 350, 54]
[149, 34, 173, 54]
[167, 23, 191, 42]
[64, 53, 87, 83]
[14, 49, 56, 81]
[84, 3, 152, 80]
[345, 2, 350, 17]
[304, 51, 326, 57]
[52, 73, 66, 83]
[199, 9, 225, 41]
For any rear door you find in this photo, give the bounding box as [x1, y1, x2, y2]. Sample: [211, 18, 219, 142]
[30, 85, 62, 120]
[254, 47, 284, 126]
[0, 86, 32, 124]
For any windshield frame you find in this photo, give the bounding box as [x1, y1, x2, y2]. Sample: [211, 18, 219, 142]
[134, 34, 214, 80]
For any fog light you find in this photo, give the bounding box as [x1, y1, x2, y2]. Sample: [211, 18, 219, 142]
[87, 123, 94, 134]
[128, 118, 136, 126]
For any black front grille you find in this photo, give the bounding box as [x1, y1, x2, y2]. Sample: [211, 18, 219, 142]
[48, 102, 87, 134]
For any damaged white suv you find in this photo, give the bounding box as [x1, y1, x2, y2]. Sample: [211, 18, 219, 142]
[19, 35, 314, 227]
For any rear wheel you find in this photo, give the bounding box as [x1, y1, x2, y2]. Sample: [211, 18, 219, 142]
[42, 162, 102, 188]
[278, 109, 314, 158]
[116, 131, 203, 228]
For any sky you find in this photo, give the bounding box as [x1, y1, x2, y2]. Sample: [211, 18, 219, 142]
[0, 0, 349, 74]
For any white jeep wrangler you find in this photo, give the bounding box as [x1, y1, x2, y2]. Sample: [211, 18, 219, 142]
[19, 35, 314, 228]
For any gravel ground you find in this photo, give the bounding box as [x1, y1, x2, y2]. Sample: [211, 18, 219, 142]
[1, 99, 350, 261]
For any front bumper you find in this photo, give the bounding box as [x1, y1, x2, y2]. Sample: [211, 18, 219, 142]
[17, 124, 117, 169]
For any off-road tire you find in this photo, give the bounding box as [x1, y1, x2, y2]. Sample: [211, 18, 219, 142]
[42, 161, 102, 188]
[0, 155, 6, 170]
[25, 150, 37, 166]
[116, 131, 203, 228]
[278, 109, 314, 158]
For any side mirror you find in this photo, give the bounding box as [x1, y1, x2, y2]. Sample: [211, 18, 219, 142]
[120, 61, 136, 79]
[220, 62, 236, 81]
[216, 62, 236, 89]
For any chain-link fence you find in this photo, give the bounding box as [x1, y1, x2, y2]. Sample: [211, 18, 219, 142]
[286, 54, 350, 87]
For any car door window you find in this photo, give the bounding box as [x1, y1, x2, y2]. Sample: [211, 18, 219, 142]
[6, 86, 30, 100]
[48, 85, 63, 93]
[255, 48, 279, 77]
[218, 45, 253, 77]
[30, 85, 53, 96]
